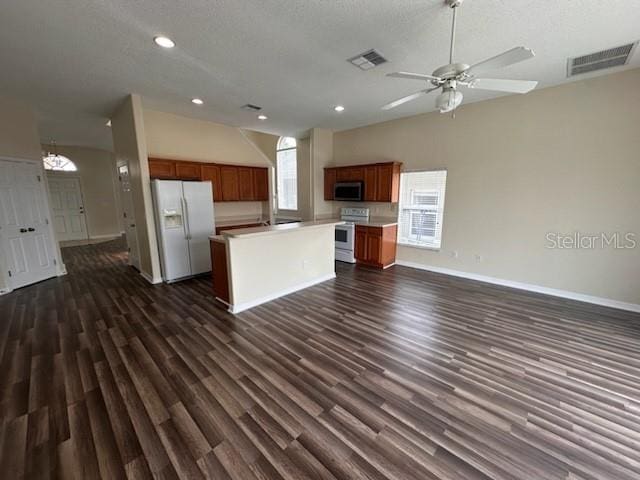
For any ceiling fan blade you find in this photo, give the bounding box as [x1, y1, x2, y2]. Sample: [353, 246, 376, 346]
[466, 78, 538, 94]
[381, 88, 438, 111]
[466, 47, 535, 77]
[387, 72, 441, 82]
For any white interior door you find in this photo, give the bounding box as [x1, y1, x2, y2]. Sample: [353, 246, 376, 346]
[118, 164, 140, 269]
[183, 181, 214, 275]
[0, 160, 58, 289]
[47, 175, 88, 241]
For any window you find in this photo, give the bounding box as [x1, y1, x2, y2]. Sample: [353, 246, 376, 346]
[276, 136, 297, 210]
[43, 154, 77, 172]
[398, 170, 447, 249]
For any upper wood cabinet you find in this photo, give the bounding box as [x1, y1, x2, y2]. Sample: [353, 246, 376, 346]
[175, 162, 201, 180]
[201, 165, 223, 202]
[324, 162, 401, 203]
[148, 158, 269, 203]
[220, 166, 240, 201]
[148, 158, 176, 179]
[253, 168, 269, 201]
[238, 167, 254, 201]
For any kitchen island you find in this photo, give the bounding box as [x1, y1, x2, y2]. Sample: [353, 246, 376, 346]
[209, 220, 344, 313]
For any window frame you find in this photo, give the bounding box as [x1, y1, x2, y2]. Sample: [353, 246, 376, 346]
[275, 137, 298, 211]
[397, 170, 447, 250]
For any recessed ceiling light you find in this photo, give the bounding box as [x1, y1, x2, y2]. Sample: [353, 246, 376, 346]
[105, 120, 111, 127]
[154, 36, 175, 48]
[334, 105, 345, 112]
[191, 98, 204, 105]
[257, 114, 268, 120]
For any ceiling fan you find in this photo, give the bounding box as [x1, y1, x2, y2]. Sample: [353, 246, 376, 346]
[382, 0, 538, 113]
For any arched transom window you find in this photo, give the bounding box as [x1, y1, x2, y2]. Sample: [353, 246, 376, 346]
[276, 137, 297, 210]
[43, 153, 77, 172]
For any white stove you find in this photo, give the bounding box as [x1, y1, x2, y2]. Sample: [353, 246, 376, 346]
[335, 207, 369, 263]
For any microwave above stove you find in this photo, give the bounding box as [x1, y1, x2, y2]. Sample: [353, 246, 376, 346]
[334, 182, 363, 201]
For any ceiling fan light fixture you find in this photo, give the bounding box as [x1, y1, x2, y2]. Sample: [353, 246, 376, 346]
[436, 89, 463, 113]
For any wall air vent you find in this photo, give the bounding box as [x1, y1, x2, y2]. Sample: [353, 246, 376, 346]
[242, 104, 262, 112]
[567, 42, 637, 77]
[348, 49, 388, 71]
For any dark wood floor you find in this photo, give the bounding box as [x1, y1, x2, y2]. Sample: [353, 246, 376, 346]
[1, 238, 640, 480]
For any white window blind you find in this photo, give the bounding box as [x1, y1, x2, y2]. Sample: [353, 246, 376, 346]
[276, 137, 298, 210]
[398, 170, 447, 249]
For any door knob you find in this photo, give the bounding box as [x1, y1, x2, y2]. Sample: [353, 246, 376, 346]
[28, 228, 35, 232]
[19, 228, 27, 233]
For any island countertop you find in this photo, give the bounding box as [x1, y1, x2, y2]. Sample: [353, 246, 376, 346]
[210, 219, 344, 239]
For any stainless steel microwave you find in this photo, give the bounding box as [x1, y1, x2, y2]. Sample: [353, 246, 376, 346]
[334, 182, 363, 201]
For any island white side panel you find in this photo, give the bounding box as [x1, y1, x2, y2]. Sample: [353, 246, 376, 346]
[227, 225, 336, 312]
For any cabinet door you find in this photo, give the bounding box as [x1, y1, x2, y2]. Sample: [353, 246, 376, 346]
[238, 167, 255, 201]
[220, 166, 240, 201]
[337, 167, 364, 182]
[175, 161, 202, 180]
[148, 158, 176, 179]
[366, 233, 382, 263]
[354, 226, 367, 261]
[364, 166, 378, 202]
[376, 164, 394, 202]
[253, 168, 269, 201]
[324, 168, 336, 200]
[201, 165, 222, 201]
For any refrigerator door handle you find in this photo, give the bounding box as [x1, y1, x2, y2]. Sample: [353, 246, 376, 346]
[183, 196, 191, 240]
[180, 197, 189, 240]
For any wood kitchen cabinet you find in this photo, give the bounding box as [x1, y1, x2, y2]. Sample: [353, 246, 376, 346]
[324, 168, 337, 200]
[201, 165, 223, 201]
[148, 158, 270, 202]
[238, 167, 254, 201]
[354, 224, 398, 269]
[148, 158, 176, 179]
[324, 162, 401, 202]
[253, 168, 269, 201]
[220, 166, 240, 201]
[174, 162, 202, 180]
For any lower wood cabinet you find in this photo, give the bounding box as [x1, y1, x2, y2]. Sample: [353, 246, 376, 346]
[210, 240, 229, 304]
[354, 224, 398, 269]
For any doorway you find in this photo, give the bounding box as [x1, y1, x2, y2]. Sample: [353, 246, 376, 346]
[47, 175, 88, 242]
[0, 158, 59, 290]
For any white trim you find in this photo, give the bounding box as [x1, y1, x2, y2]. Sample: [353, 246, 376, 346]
[396, 260, 640, 313]
[228, 273, 336, 314]
[89, 233, 123, 240]
[140, 270, 163, 285]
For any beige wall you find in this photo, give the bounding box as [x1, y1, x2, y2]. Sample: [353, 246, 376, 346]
[43, 145, 122, 238]
[112, 95, 162, 282]
[0, 96, 64, 292]
[333, 68, 640, 306]
[143, 109, 277, 222]
[310, 128, 334, 219]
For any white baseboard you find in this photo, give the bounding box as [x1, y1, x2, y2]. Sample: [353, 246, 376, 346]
[140, 270, 163, 285]
[229, 273, 336, 314]
[395, 260, 640, 313]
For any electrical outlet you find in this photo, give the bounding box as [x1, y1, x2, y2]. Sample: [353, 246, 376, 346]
[302, 260, 309, 270]
[450, 250, 458, 259]
[475, 254, 483, 262]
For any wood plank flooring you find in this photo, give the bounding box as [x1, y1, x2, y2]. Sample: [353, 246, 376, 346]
[1, 237, 640, 479]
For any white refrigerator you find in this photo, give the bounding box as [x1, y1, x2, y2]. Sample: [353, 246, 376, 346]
[152, 180, 215, 282]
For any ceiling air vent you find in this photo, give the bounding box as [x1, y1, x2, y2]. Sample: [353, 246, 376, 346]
[348, 49, 388, 71]
[242, 104, 262, 112]
[567, 42, 637, 77]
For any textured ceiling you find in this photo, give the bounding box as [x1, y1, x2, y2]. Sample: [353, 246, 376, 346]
[1, 0, 639, 151]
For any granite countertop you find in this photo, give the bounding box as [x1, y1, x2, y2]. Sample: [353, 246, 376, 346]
[215, 217, 269, 227]
[211, 220, 345, 239]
